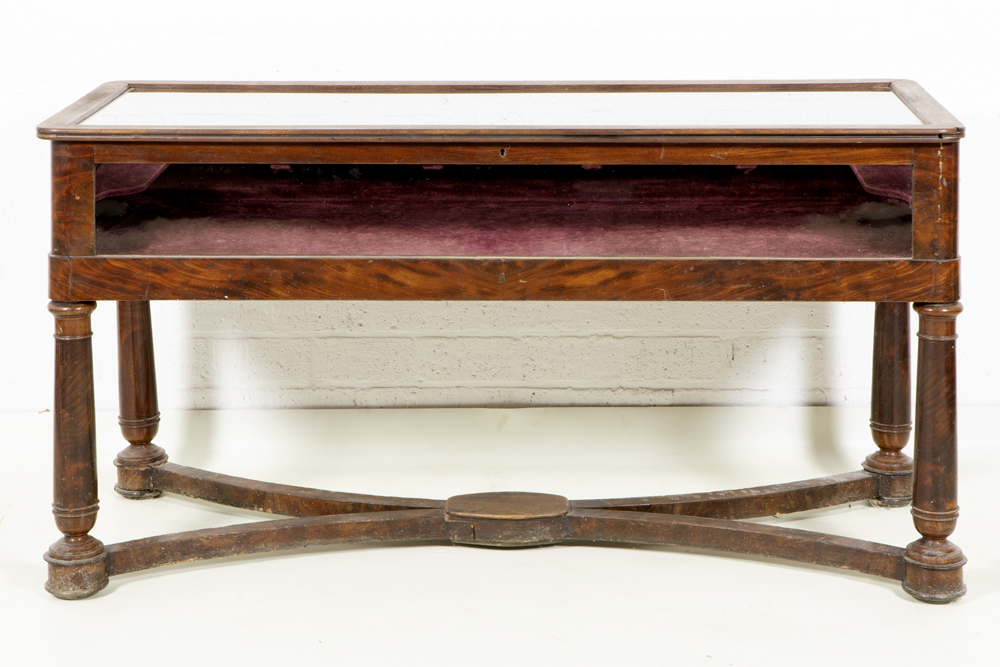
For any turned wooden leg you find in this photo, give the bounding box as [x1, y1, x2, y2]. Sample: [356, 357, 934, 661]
[903, 302, 965, 603]
[864, 302, 913, 507]
[45, 301, 108, 599]
[115, 301, 168, 499]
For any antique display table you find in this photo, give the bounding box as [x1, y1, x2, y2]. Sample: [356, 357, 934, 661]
[38, 80, 964, 602]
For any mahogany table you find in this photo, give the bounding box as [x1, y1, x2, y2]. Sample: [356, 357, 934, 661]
[38, 80, 964, 602]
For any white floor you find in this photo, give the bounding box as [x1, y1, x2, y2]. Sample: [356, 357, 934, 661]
[1, 406, 997, 666]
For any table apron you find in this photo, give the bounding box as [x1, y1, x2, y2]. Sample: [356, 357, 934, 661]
[49, 256, 959, 302]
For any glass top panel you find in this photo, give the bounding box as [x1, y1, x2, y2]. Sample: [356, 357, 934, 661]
[82, 90, 922, 127]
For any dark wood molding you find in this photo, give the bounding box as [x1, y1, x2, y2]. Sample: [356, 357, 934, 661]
[889, 80, 964, 136]
[49, 256, 959, 303]
[91, 142, 917, 164]
[37, 81, 129, 131]
[38, 80, 961, 143]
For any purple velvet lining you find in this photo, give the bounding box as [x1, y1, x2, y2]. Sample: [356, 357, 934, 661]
[95, 163, 169, 201]
[851, 165, 912, 203]
[95, 164, 913, 259]
[96, 163, 914, 204]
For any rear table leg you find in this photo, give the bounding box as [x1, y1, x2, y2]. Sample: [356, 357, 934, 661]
[864, 302, 913, 507]
[114, 301, 168, 499]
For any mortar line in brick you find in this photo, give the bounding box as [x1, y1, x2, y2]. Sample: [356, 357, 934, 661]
[190, 330, 863, 340]
[177, 388, 875, 409]
[308, 336, 318, 389]
[303, 380, 866, 390]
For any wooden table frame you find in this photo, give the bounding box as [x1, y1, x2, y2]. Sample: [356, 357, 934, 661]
[39, 80, 965, 602]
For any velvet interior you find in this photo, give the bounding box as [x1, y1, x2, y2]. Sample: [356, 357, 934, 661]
[95, 163, 913, 259]
[850, 164, 912, 203]
[95, 163, 168, 201]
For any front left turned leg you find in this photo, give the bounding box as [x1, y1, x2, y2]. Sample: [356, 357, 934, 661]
[45, 301, 108, 599]
[904, 302, 965, 603]
[115, 301, 168, 499]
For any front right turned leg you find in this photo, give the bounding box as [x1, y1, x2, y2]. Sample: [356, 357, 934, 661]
[904, 302, 966, 603]
[46, 301, 108, 599]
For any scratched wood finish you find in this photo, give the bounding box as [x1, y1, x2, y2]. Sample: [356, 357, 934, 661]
[567, 509, 906, 580]
[94, 482, 909, 582]
[104, 510, 448, 576]
[573, 471, 878, 519]
[904, 302, 966, 603]
[912, 143, 959, 260]
[445, 492, 571, 547]
[50, 142, 95, 256]
[864, 302, 913, 506]
[49, 256, 959, 303]
[153, 462, 443, 516]
[92, 141, 916, 165]
[114, 301, 168, 498]
[45, 301, 108, 599]
[156, 464, 873, 521]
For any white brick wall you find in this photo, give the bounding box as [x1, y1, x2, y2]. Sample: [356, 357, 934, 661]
[144, 301, 877, 410]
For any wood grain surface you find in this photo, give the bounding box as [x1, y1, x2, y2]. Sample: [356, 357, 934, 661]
[50, 143, 95, 256]
[92, 142, 917, 164]
[912, 143, 959, 259]
[573, 471, 878, 519]
[49, 256, 959, 303]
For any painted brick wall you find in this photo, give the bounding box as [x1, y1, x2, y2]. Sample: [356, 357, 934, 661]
[135, 301, 877, 410]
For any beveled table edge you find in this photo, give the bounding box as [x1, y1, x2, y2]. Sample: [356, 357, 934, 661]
[36, 79, 964, 142]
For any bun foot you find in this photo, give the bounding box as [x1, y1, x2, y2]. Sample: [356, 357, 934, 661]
[115, 442, 168, 499]
[113, 485, 163, 500]
[44, 537, 108, 600]
[902, 538, 966, 604]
